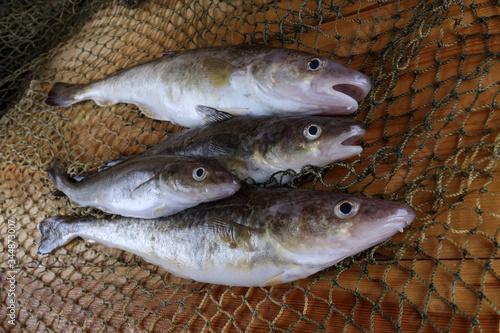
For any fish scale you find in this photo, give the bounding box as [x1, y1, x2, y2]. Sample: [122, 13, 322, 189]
[94, 115, 367, 184]
[38, 188, 416, 287]
[47, 155, 241, 218]
[45, 45, 372, 128]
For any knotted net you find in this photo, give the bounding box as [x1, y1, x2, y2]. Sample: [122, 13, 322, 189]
[1, 0, 499, 331]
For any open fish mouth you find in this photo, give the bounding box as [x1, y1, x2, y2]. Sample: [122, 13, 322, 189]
[310, 75, 371, 113]
[340, 125, 366, 147]
[332, 83, 370, 102]
[341, 129, 365, 146]
[320, 124, 365, 159]
[332, 72, 372, 102]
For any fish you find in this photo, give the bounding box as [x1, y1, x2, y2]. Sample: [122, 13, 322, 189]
[38, 188, 416, 286]
[93, 115, 366, 184]
[45, 45, 372, 127]
[47, 156, 240, 218]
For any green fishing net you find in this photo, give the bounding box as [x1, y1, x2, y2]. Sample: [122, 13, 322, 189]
[1, 0, 499, 331]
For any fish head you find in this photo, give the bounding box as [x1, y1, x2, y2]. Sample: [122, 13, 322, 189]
[267, 192, 416, 267]
[250, 51, 372, 113]
[159, 157, 241, 203]
[254, 116, 365, 172]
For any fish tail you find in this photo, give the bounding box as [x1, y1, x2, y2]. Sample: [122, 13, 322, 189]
[45, 82, 85, 107]
[37, 216, 80, 254]
[46, 159, 74, 195]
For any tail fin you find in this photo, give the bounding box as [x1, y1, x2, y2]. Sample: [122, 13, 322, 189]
[37, 216, 79, 254]
[46, 159, 74, 195]
[45, 82, 84, 107]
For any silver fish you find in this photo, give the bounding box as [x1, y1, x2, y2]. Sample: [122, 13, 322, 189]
[45, 45, 372, 127]
[97, 115, 366, 183]
[38, 188, 416, 286]
[47, 156, 240, 218]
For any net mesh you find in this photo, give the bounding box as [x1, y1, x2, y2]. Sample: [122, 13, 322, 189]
[1, 0, 499, 331]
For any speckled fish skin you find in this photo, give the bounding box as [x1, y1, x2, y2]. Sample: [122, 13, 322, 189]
[45, 45, 372, 127]
[47, 156, 240, 218]
[101, 115, 366, 183]
[38, 188, 416, 286]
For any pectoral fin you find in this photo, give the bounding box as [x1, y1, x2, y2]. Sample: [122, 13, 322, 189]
[262, 272, 287, 286]
[130, 178, 159, 199]
[208, 141, 233, 156]
[209, 218, 256, 252]
[200, 57, 236, 87]
[138, 104, 159, 119]
[152, 204, 167, 215]
[94, 98, 113, 107]
[223, 159, 249, 177]
[195, 105, 234, 124]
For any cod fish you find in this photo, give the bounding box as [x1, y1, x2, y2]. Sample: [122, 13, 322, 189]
[47, 156, 240, 218]
[45, 45, 372, 127]
[96, 115, 366, 183]
[38, 188, 416, 286]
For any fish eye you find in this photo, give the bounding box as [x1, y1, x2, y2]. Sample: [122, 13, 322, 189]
[303, 124, 322, 140]
[193, 167, 207, 181]
[306, 58, 325, 71]
[334, 200, 359, 219]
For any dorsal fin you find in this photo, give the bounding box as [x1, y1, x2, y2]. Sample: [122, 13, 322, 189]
[71, 158, 126, 182]
[98, 158, 126, 172]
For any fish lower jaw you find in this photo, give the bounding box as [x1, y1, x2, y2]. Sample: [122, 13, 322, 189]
[331, 82, 371, 103]
[308, 86, 361, 114]
[340, 128, 366, 146]
[320, 145, 363, 163]
[189, 185, 240, 201]
[299, 97, 360, 114]
[261, 88, 358, 114]
[349, 219, 413, 246]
